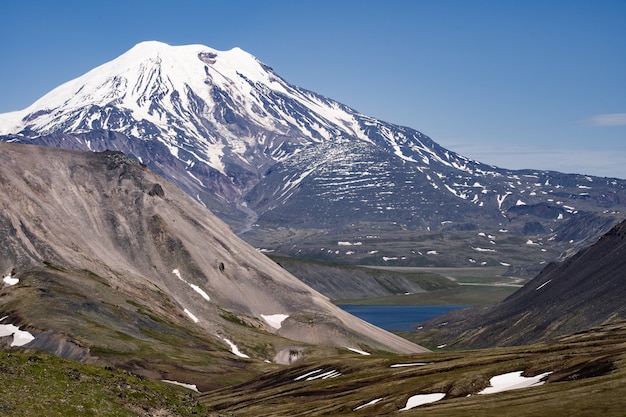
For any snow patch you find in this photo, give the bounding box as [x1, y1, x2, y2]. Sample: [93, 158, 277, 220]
[189, 284, 211, 302]
[294, 368, 342, 381]
[183, 308, 199, 323]
[390, 363, 428, 368]
[496, 192, 512, 209]
[399, 393, 446, 410]
[261, 313, 289, 329]
[353, 398, 383, 411]
[347, 347, 371, 356]
[173, 269, 211, 302]
[218, 335, 250, 358]
[294, 369, 323, 381]
[535, 279, 552, 291]
[0, 318, 35, 347]
[161, 380, 199, 392]
[307, 370, 342, 380]
[472, 247, 497, 253]
[478, 371, 552, 394]
[3, 274, 19, 286]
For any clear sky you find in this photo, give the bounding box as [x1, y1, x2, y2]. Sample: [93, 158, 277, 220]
[1, 0, 625, 178]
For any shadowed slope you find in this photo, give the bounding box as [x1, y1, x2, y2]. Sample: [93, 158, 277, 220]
[414, 218, 626, 349]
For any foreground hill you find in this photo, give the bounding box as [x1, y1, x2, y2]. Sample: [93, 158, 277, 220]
[1, 41, 625, 273]
[200, 320, 626, 416]
[0, 351, 208, 416]
[412, 217, 626, 349]
[4, 321, 626, 416]
[0, 142, 424, 390]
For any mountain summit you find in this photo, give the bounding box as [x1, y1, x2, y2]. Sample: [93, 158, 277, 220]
[0, 40, 381, 197]
[1, 41, 625, 269]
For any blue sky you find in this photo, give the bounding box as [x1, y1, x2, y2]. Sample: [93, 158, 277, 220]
[1, 0, 625, 178]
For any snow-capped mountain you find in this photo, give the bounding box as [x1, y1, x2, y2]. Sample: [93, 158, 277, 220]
[0, 41, 492, 214]
[1, 41, 625, 268]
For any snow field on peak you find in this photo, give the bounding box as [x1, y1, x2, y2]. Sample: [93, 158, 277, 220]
[26, 42, 264, 114]
[0, 111, 27, 135]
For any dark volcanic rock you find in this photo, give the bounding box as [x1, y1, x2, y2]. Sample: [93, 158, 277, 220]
[418, 218, 626, 348]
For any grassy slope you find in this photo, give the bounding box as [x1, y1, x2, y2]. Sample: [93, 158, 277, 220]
[0, 352, 208, 416]
[2, 261, 623, 416]
[0, 265, 290, 391]
[271, 258, 522, 306]
[3, 318, 625, 416]
[266, 254, 459, 300]
[200, 320, 626, 416]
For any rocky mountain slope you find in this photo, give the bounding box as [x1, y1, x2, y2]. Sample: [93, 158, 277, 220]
[1, 41, 625, 272]
[413, 217, 626, 349]
[0, 142, 425, 388]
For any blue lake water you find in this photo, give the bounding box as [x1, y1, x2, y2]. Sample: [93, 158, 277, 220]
[338, 305, 467, 332]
